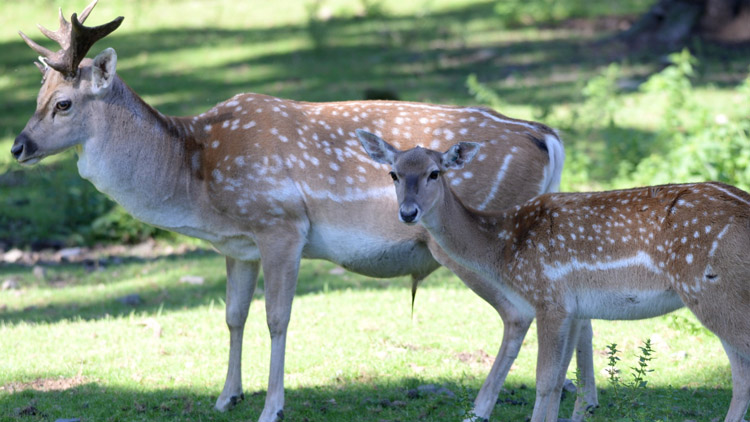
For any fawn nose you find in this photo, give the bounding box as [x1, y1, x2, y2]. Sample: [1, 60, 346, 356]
[399, 204, 420, 223]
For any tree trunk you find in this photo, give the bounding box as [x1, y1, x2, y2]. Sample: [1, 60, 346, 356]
[618, 0, 750, 47]
[701, 0, 750, 41]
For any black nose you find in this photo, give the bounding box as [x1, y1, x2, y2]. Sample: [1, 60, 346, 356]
[11, 141, 23, 160]
[399, 207, 419, 223]
[12, 133, 36, 161]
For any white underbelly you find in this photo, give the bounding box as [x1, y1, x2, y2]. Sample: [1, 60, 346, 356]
[303, 224, 437, 278]
[571, 289, 684, 320]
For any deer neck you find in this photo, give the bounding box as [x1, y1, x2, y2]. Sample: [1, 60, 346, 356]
[419, 181, 513, 283]
[76, 77, 203, 232]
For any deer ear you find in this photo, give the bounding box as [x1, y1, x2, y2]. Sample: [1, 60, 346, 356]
[91, 48, 117, 95]
[441, 142, 481, 170]
[356, 129, 398, 166]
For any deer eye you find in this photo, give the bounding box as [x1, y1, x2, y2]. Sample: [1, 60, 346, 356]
[428, 170, 441, 180]
[389, 171, 398, 182]
[55, 100, 72, 111]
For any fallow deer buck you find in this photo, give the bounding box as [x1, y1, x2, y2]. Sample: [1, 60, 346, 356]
[12, 2, 597, 421]
[358, 130, 750, 422]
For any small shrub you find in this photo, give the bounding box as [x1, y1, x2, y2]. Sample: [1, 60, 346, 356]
[616, 52, 750, 191]
[466, 73, 508, 111]
[467, 49, 750, 193]
[604, 339, 656, 422]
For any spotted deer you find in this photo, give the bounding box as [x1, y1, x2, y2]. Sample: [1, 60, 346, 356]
[358, 131, 750, 422]
[12, 2, 597, 421]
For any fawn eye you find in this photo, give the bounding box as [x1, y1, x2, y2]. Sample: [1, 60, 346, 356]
[389, 171, 398, 182]
[428, 170, 441, 180]
[55, 100, 71, 111]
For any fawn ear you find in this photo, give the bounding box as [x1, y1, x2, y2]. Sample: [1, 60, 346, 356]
[441, 142, 481, 170]
[91, 48, 118, 95]
[356, 129, 399, 166]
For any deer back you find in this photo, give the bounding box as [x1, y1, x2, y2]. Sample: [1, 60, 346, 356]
[198, 94, 559, 234]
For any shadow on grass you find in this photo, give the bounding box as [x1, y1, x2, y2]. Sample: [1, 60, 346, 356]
[0, 373, 738, 422]
[0, 249, 437, 326]
[5, 2, 749, 133]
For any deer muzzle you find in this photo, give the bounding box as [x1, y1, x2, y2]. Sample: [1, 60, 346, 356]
[11, 132, 40, 165]
[399, 203, 421, 224]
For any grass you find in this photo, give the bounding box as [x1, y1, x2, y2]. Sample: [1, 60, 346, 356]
[2, 0, 750, 421]
[0, 250, 737, 421]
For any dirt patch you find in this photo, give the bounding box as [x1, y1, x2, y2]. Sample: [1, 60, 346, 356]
[1, 374, 88, 393]
[455, 349, 495, 366]
[2, 239, 201, 267]
[554, 15, 636, 34]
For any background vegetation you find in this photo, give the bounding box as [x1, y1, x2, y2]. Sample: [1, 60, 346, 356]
[1, 0, 749, 421]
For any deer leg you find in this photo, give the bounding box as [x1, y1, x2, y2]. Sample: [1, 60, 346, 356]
[549, 318, 584, 422]
[257, 228, 306, 422]
[571, 319, 598, 421]
[530, 312, 572, 422]
[427, 242, 534, 422]
[429, 242, 540, 422]
[721, 340, 750, 422]
[216, 258, 260, 412]
[469, 295, 533, 421]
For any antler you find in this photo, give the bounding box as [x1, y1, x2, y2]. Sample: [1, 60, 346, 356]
[18, 0, 123, 78]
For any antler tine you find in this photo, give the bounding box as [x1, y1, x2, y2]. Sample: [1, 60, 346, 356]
[18, 30, 54, 58]
[67, 12, 124, 74]
[36, 9, 72, 47]
[78, 0, 100, 24]
[19, 1, 123, 78]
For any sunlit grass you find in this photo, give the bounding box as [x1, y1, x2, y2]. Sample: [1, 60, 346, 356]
[0, 253, 738, 421]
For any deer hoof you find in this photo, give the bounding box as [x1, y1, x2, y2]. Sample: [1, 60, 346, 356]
[258, 407, 284, 422]
[214, 392, 244, 412]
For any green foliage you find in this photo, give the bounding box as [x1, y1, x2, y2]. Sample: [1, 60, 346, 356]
[616, 51, 750, 191]
[358, 0, 388, 18]
[467, 48, 750, 194]
[0, 159, 167, 248]
[641, 48, 697, 132]
[666, 313, 711, 336]
[0, 160, 109, 247]
[90, 205, 164, 245]
[580, 63, 623, 129]
[604, 339, 657, 422]
[452, 382, 478, 420]
[465, 73, 508, 110]
[631, 339, 655, 389]
[574, 63, 654, 182]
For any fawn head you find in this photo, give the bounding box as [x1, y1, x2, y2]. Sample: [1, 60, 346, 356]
[357, 130, 481, 224]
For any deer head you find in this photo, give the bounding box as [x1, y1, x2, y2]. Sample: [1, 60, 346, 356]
[12, 0, 123, 165]
[356, 129, 481, 224]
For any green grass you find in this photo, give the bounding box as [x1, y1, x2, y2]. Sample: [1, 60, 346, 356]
[0, 251, 738, 421]
[2, 1, 750, 421]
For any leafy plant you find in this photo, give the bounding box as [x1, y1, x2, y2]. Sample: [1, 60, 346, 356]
[617, 52, 750, 191]
[466, 73, 508, 111]
[467, 49, 750, 194]
[604, 339, 656, 422]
